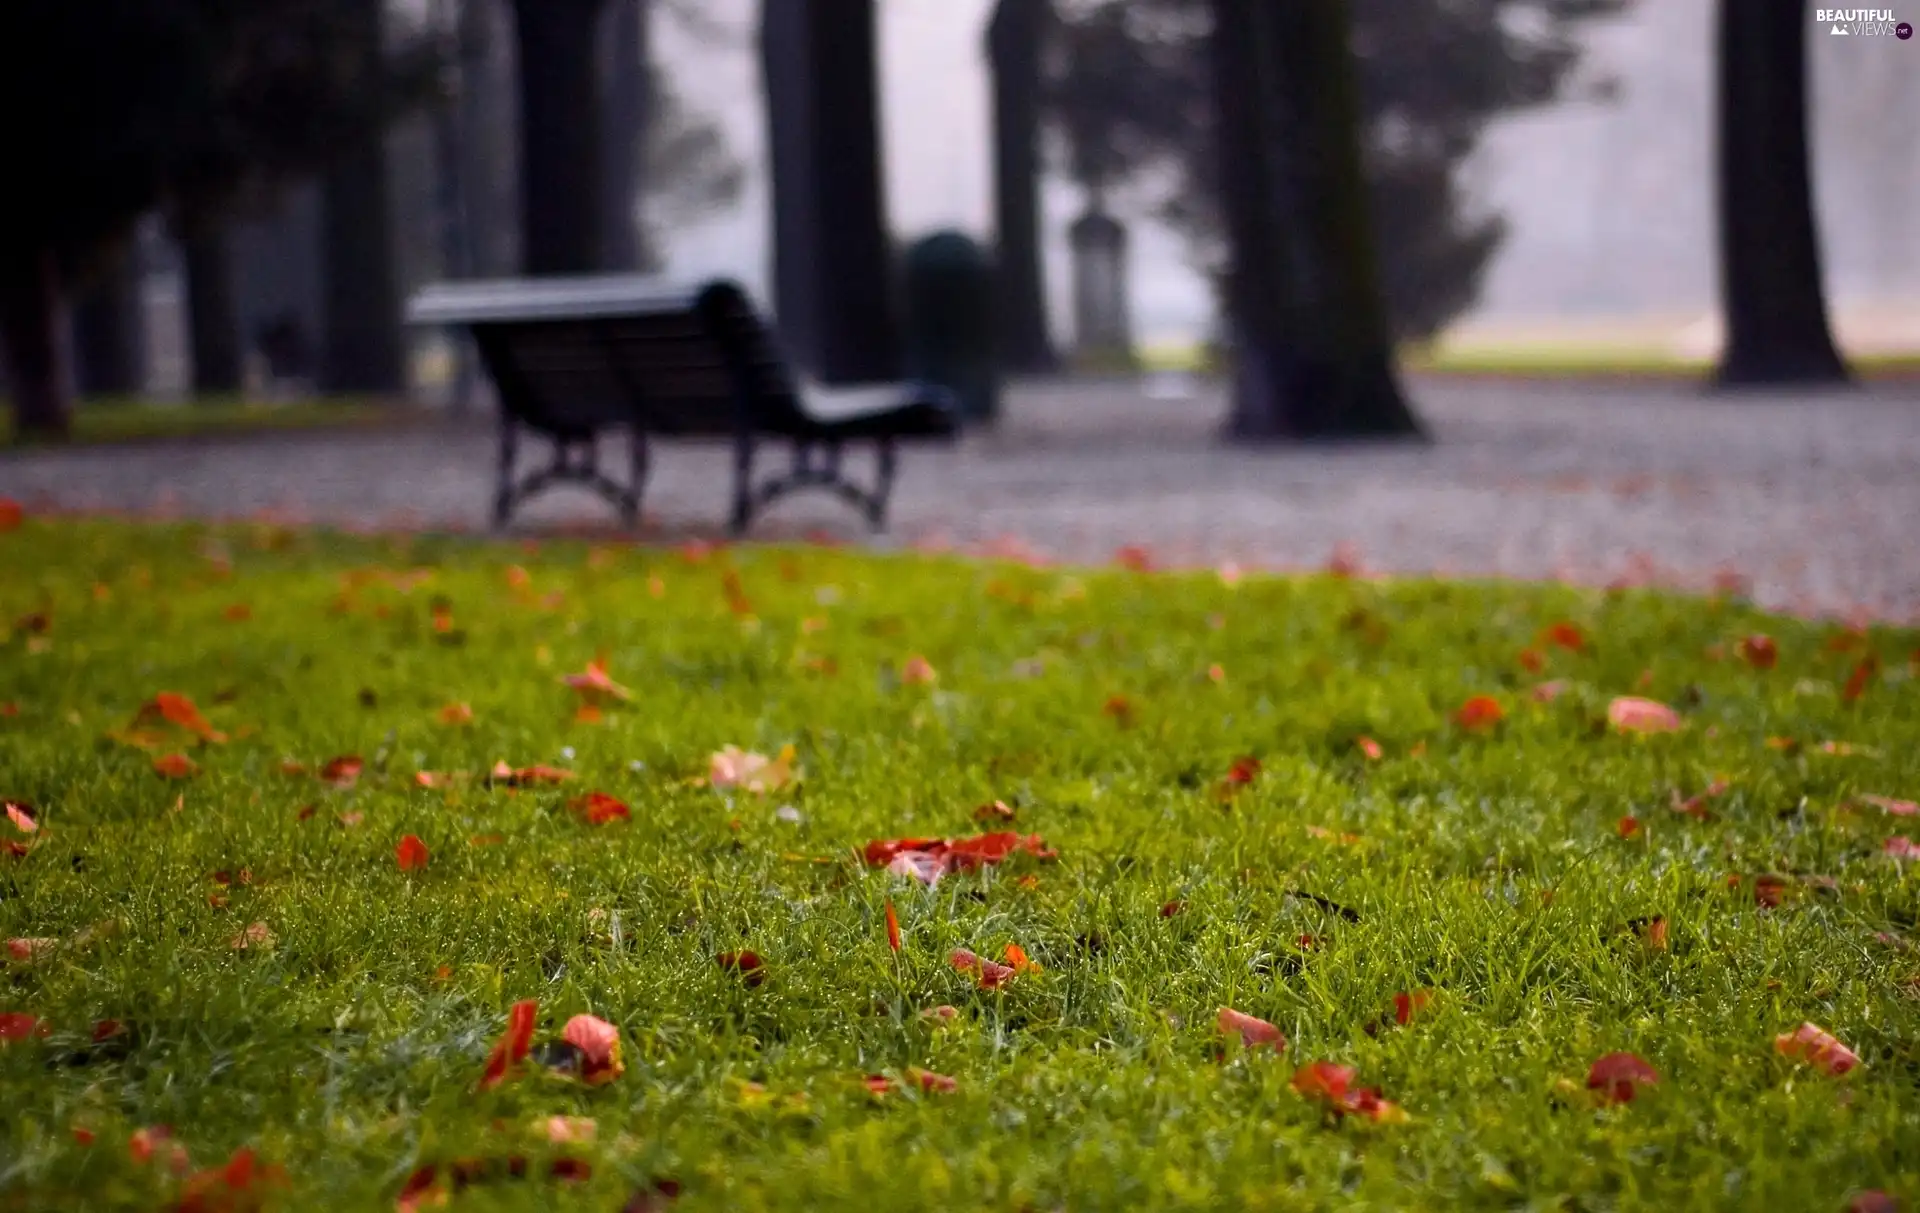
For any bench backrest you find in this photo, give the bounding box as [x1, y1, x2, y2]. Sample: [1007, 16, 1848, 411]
[407, 276, 809, 438]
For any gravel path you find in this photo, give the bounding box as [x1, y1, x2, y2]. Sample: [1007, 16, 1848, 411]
[6, 376, 1919, 621]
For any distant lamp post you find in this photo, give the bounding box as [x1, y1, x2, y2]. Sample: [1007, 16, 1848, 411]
[1068, 197, 1135, 372]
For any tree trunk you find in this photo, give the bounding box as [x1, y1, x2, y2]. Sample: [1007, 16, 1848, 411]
[321, 0, 406, 395]
[599, 0, 653, 272]
[73, 255, 146, 398]
[1713, 0, 1849, 387]
[759, 0, 900, 383]
[987, 0, 1057, 374]
[513, 0, 609, 275]
[183, 220, 243, 397]
[1214, 0, 1423, 441]
[0, 248, 76, 438]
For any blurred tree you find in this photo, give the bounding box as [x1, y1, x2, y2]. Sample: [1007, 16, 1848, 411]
[321, 0, 408, 395]
[1046, 0, 1624, 344]
[0, 1, 441, 436]
[512, 0, 610, 274]
[599, 0, 651, 273]
[1209, 0, 1420, 438]
[72, 252, 146, 397]
[1713, 0, 1847, 387]
[183, 221, 243, 394]
[987, 0, 1059, 373]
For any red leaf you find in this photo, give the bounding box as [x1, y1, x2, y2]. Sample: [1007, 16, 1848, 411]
[0, 1012, 47, 1041]
[1223, 756, 1261, 785]
[1774, 1022, 1859, 1075]
[1114, 544, 1154, 572]
[900, 655, 938, 686]
[1672, 780, 1731, 820]
[1886, 837, 1920, 860]
[5, 802, 36, 834]
[395, 1164, 442, 1212]
[1455, 695, 1504, 730]
[569, 792, 632, 825]
[717, 951, 766, 986]
[563, 658, 632, 704]
[0, 499, 20, 531]
[395, 835, 430, 872]
[884, 901, 901, 953]
[1518, 648, 1546, 674]
[1842, 655, 1878, 705]
[1217, 1006, 1284, 1048]
[1607, 697, 1681, 734]
[862, 1074, 894, 1095]
[1159, 900, 1185, 918]
[1290, 1060, 1353, 1101]
[1586, 1051, 1659, 1103]
[321, 755, 364, 788]
[1101, 695, 1135, 725]
[479, 999, 539, 1090]
[1754, 874, 1789, 908]
[865, 832, 1056, 886]
[135, 693, 227, 743]
[1616, 815, 1641, 839]
[973, 800, 1016, 822]
[1392, 991, 1432, 1026]
[1860, 795, 1918, 817]
[550, 1158, 592, 1183]
[908, 1067, 958, 1093]
[1849, 1192, 1898, 1213]
[561, 1014, 625, 1084]
[1542, 621, 1587, 652]
[489, 761, 573, 787]
[1737, 635, 1778, 669]
[153, 753, 197, 779]
[1355, 736, 1384, 761]
[950, 948, 1016, 989]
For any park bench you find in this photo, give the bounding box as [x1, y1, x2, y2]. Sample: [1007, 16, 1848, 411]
[404, 276, 958, 534]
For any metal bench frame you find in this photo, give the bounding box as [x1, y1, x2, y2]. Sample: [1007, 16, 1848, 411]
[407, 276, 955, 535]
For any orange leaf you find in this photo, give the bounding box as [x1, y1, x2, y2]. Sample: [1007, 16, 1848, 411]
[900, 655, 938, 686]
[1002, 943, 1042, 974]
[1355, 736, 1383, 761]
[950, 947, 1016, 989]
[1518, 648, 1546, 674]
[134, 692, 227, 743]
[152, 753, 197, 779]
[1754, 874, 1789, 908]
[395, 835, 430, 872]
[1217, 1006, 1284, 1048]
[438, 702, 474, 725]
[1587, 1051, 1659, 1103]
[1842, 655, 1878, 705]
[1774, 1022, 1859, 1075]
[479, 999, 539, 1089]
[1737, 635, 1778, 669]
[1101, 695, 1134, 725]
[562, 658, 631, 704]
[884, 901, 901, 953]
[1393, 991, 1432, 1026]
[1455, 695, 1503, 730]
[5, 802, 37, 834]
[1607, 696, 1681, 734]
[908, 1067, 958, 1093]
[1542, 621, 1587, 652]
[223, 604, 252, 622]
[1672, 779, 1731, 820]
[1616, 815, 1641, 839]
[973, 799, 1016, 822]
[230, 921, 274, 951]
[568, 792, 631, 825]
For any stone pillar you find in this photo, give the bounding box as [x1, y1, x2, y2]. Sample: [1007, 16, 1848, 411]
[1068, 201, 1134, 369]
[759, 0, 900, 383]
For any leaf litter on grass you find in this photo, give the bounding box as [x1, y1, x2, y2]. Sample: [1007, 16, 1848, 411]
[0, 518, 1916, 1210]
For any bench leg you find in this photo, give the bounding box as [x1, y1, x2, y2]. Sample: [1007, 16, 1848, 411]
[622, 427, 648, 530]
[492, 417, 520, 530]
[728, 429, 756, 536]
[868, 438, 897, 532]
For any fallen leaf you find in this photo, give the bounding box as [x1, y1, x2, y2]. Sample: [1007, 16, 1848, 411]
[438, 702, 474, 725]
[1114, 544, 1154, 572]
[866, 832, 1056, 886]
[1849, 1192, 1899, 1213]
[973, 800, 1016, 822]
[321, 755, 364, 788]
[395, 835, 430, 872]
[1672, 780, 1731, 820]
[1532, 680, 1569, 703]
[1003, 943, 1042, 974]
[1859, 795, 1918, 817]
[900, 655, 938, 686]
[1217, 1006, 1284, 1048]
[1774, 1022, 1859, 1076]
[129, 1125, 189, 1173]
[5, 802, 36, 834]
[885, 901, 901, 953]
[561, 1014, 624, 1084]
[1291, 1061, 1405, 1121]
[132, 692, 227, 743]
[569, 792, 631, 825]
[1101, 695, 1134, 725]
[1607, 696, 1681, 734]
[1542, 621, 1587, 652]
[1738, 635, 1778, 669]
[543, 1116, 596, 1144]
[0, 499, 20, 531]
[950, 947, 1016, 989]
[921, 1005, 959, 1024]
[395, 1164, 444, 1212]
[479, 999, 539, 1089]
[153, 753, 197, 779]
[908, 1067, 958, 1093]
[1885, 836, 1920, 860]
[1754, 874, 1789, 908]
[1455, 695, 1504, 730]
[563, 657, 632, 704]
[1160, 900, 1185, 918]
[488, 761, 573, 787]
[709, 745, 797, 794]
[0, 1012, 48, 1041]
[717, 951, 766, 986]
[230, 922, 274, 951]
[1586, 1052, 1659, 1103]
[6, 938, 56, 962]
[1842, 655, 1878, 705]
[1616, 816, 1641, 839]
[1518, 648, 1546, 674]
[1393, 991, 1432, 1026]
[1355, 736, 1384, 761]
[1632, 916, 1669, 950]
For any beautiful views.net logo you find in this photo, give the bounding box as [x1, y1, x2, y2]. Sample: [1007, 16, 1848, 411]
[1815, 8, 1913, 36]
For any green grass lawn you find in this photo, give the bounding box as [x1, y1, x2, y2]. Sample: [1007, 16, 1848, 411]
[2, 518, 1917, 1211]
[0, 398, 408, 450]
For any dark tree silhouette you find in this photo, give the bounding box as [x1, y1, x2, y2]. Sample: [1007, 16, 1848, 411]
[759, 0, 899, 382]
[320, 0, 407, 395]
[987, 0, 1058, 373]
[600, 0, 652, 272]
[0, 1, 440, 436]
[1212, 0, 1422, 439]
[73, 252, 146, 398]
[1713, 0, 1848, 387]
[183, 220, 243, 394]
[513, 0, 610, 275]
